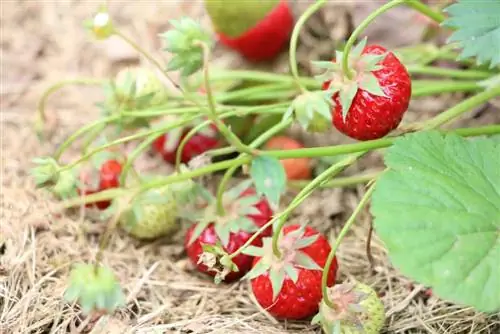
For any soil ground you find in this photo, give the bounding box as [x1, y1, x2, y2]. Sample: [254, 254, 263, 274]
[1, 1, 499, 333]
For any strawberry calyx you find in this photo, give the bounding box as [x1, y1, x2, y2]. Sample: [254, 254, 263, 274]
[283, 91, 334, 133]
[312, 281, 382, 334]
[242, 223, 321, 300]
[161, 18, 212, 77]
[312, 38, 388, 122]
[197, 242, 239, 284]
[183, 179, 263, 247]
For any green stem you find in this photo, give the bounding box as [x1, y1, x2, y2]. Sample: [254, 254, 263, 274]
[421, 86, 500, 129]
[407, 65, 493, 80]
[114, 30, 179, 90]
[175, 119, 215, 173]
[405, 0, 446, 24]
[206, 146, 237, 157]
[288, 0, 328, 91]
[36, 78, 104, 137]
[271, 152, 365, 258]
[412, 81, 480, 97]
[54, 115, 120, 161]
[198, 42, 256, 157]
[342, 0, 406, 79]
[119, 133, 159, 186]
[207, 70, 318, 89]
[288, 171, 381, 189]
[321, 182, 377, 308]
[60, 124, 500, 210]
[215, 118, 294, 216]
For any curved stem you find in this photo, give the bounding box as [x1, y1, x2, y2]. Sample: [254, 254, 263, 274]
[54, 115, 120, 161]
[288, 0, 328, 92]
[405, 0, 446, 24]
[342, 0, 406, 79]
[215, 118, 293, 216]
[271, 152, 365, 258]
[36, 78, 104, 137]
[198, 42, 257, 157]
[59, 124, 500, 210]
[119, 133, 159, 186]
[322, 182, 377, 308]
[407, 65, 493, 80]
[421, 86, 500, 129]
[175, 121, 211, 173]
[114, 30, 180, 91]
[288, 171, 380, 189]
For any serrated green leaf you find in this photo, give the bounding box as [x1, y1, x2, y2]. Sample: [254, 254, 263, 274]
[250, 156, 286, 210]
[359, 73, 386, 97]
[371, 131, 500, 312]
[442, 0, 500, 68]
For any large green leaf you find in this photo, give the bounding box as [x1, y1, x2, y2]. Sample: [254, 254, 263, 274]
[442, 0, 500, 68]
[371, 131, 500, 312]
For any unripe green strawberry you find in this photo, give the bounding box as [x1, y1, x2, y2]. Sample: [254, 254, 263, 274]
[113, 67, 168, 107]
[204, 0, 294, 61]
[312, 281, 385, 334]
[119, 187, 178, 240]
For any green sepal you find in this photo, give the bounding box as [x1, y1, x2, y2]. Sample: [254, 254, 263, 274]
[269, 267, 286, 301]
[64, 263, 125, 315]
[30, 157, 60, 188]
[52, 169, 77, 199]
[339, 83, 358, 122]
[161, 17, 212, 78]
[359, 73, 386, 97]
[241, 245, 265, 257]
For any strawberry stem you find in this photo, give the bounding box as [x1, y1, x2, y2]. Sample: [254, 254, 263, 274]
[288, 171, 381, 189]
[114, 30, 181, 92]
[271, 152, 366, 258]
[214, 118, 293, 216]
[59, 124, 500, 210]
[288, 0, 328, 92]
[405, 0, 446, 24]
[174, 119, 213, 173]
[321, 181, 378, 308]
[36, 78, 104, 140]
[197, 41, 259, 157]
[342, 0, 407, 80]
[54, 115, 120, 161]
[420, 86, 500, 130]
[407, 65, 493, 80]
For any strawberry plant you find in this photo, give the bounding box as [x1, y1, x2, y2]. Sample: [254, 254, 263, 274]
[32, 0, 499, 331]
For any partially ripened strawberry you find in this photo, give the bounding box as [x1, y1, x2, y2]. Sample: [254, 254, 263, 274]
[152, 121, 220, 164]
[204, 0, 294, 62]
[77, 158, 122, 210]
[312, 281, 385, 334]
[244, 224, 338, 319]
[316, 39, 412, 140]
[183, 180, 273, 282]
[264, 136, 312, 180]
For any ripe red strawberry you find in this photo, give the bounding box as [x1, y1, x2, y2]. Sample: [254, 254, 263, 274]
[152, 122, 220, 164]
[183, 181, 273, 282]
[244, 224, 338, 319]
[317, 39, 412, 140]
[204, 0, 294, 62]
[77, 159, 122, 210]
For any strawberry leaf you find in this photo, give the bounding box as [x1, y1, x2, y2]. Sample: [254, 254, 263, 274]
[371, 131, 500, 312]
[250, 156, 286, 210]
[442, 0, 500, 68]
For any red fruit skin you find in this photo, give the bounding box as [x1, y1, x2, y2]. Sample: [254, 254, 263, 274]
[264, 136, 311, 180]
[185, 189, 273, 282]
[77, 159, 122, 210]
[250, 225, 338, 319]
[217, 0, 294, 62]
[152, 125, 220, 164]
[323, 45, 412, 141]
